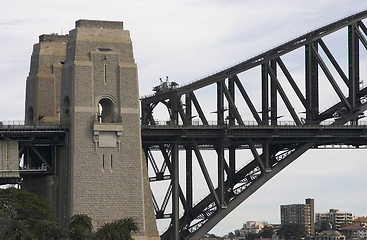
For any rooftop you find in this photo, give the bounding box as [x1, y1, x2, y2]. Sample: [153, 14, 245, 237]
[76, 19, 124, 30]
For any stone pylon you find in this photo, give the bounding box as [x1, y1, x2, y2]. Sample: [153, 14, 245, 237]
[25, 34, 68, 125]
[25, 20, 159, 239]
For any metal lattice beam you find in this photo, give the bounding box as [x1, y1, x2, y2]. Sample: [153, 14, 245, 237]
[141, 10, 367, 240]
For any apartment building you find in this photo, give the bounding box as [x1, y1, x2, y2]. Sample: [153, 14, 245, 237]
[316, 209, 353, 229]
[280, 198, 315, 236]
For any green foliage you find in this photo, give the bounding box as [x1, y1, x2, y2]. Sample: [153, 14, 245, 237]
[246, 232, 260, 240]
[69, 214, 93, 240]
[0, 187, 55, 228]
[0, 187, 61, 239]
[95, 217, 140, 240]
[277, 223, 308, 240]
[0, 208, 11, 234]
[2, 219, 32, 240]
[0, 188, 142, 239]
[95, 222, 129, 240]
[204, 233, 222, 238]
[315, 221, 332, 232]
[117, 217, 139, 234]
[35, 220, 67, 240]
[260, 225, 274, 238]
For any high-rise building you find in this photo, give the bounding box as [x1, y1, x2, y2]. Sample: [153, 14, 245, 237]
[316, 209, 353, 229]
[280, 198, 315, 236]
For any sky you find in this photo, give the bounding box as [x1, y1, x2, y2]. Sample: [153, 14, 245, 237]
[1, 0, 367, 237]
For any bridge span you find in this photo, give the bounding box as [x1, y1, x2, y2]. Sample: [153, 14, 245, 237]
[140, 9, 367, 239]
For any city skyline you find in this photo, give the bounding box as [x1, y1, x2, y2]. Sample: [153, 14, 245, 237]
[1, 0, 367, 236]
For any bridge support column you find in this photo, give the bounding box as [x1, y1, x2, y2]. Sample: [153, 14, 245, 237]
[262, 63, 269, 125]
[349, 23, 360, 125]
[185, 145, 193, 210]
[217, 81, 224, 125]
[171, 141, 179, 240]
[305, 43, 319, 124]
[270, 60, 278, 125]
[217, 142, 225, 206]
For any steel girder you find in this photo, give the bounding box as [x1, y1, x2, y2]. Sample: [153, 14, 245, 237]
[141, 10, 367, 239]
[0, 125, 67, 184]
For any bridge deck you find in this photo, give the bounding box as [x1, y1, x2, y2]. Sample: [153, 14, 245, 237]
[142, 124, 367, 147]
[0, 123, 68, 141]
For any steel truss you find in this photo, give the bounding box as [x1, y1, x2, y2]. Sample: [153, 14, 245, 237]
[141, 10, 367, 239]
[0, 125, 67, 184]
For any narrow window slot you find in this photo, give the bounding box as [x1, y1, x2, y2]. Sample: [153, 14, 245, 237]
[110, 154, 113, 171]
[102, 154, 105, 171]
[104, 64, 107, 84]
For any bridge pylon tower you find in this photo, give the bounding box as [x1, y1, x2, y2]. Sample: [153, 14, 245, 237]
[24, 20, 160, 239]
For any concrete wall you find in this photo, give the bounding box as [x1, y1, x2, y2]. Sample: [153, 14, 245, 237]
[0, 141, 19, 178]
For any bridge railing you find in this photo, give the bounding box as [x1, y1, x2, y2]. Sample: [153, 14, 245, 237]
[0, 120, 25, 126]
[143, 120, 367, 128]
[0, 121, 68, 130]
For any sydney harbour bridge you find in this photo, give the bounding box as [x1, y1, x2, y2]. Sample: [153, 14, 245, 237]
[1, 10, 367, 240]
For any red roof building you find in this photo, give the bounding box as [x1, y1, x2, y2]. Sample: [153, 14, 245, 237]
[340, 224, 367, 239]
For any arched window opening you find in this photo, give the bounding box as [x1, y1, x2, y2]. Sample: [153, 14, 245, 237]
[26, 107, 34, 125]
[98, 98, 114, 123]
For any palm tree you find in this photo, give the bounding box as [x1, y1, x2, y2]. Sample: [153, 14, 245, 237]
[0, 209, 11, 235]
[69, 214, 93, 240]
[117, 217, 139, 234]
[95, 217, 140, 240]
[35, 220, 55, 240]
[48, 224, 68, 240]
[2, 219, 32, 240]
[35, 220, 67, 240]
[95, 222, 129, 240]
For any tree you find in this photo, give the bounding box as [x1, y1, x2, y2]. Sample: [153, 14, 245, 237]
[69, 214, 93, 240]
[0, 187, 62, 238]
[47, 224, 68, 240]
[246, 232, 260, 240]
[117, 217, 139, 234]
[2, 219, 32, 240]
[277, 223, 308, 240]
[315, 221, 332, 233]
[260, 225, 274, 238]
[95, 222, 129, 240]
[35, 220, 67, 240]
[204, 233, 222, 238]
[96, 217, 140, 240]
[228, 231, 234, 237]
[0, 187, 55, 229]
[0, 208, 11, 235]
